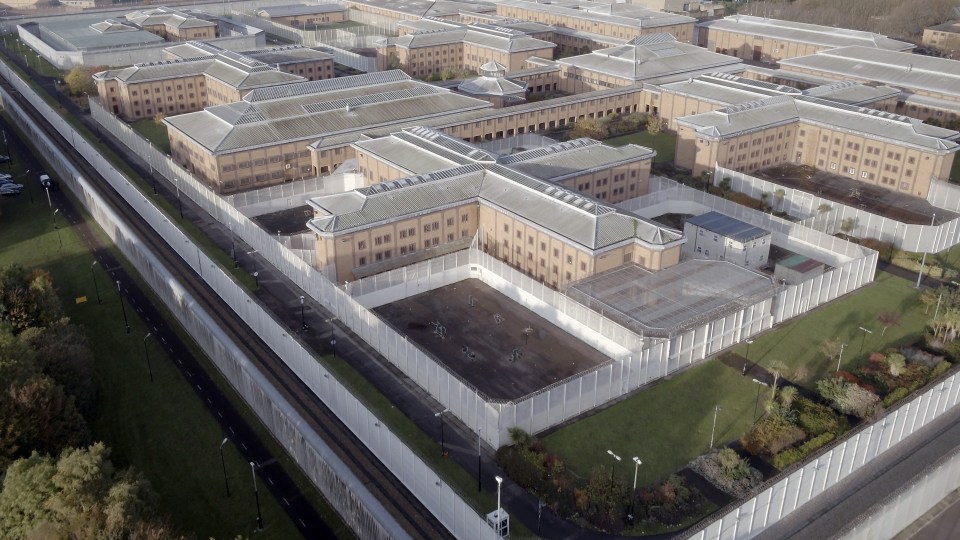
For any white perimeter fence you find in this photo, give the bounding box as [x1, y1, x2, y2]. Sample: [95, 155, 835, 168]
[682, 371, 960, 540]
[715, 166, 960, 254]
[841, 445, 960, 540]
[6, 65, 498, 539]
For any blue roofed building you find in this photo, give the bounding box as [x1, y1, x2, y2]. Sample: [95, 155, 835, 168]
[682, 210, 771, 269]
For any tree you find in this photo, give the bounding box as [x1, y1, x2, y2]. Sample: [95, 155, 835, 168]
[0, 375, 90, 469]
[0, 265, 63, 333]
[646, 114, 661, 134]
[19, 319, 96, 414]
[768, 359, 788, 400]
[385, 53, 402, 70]
[819, 339, 844, 365]
[508, 427, 532, 449]
[885, 353, 906, 377]
[774, 189, 786, 212]
[876, 311, 901, 337]
[718, 176, 732, 197]
[569, 118, 608, 140]
[63, 66, 99, 96]
[778, 386, 798, 409]
[153, 112, 166, 127]
[840, 217, 858, 235]
[0, 325, 38, 389]
[817, 203, 832, 213]
[0, 444, 172, 539]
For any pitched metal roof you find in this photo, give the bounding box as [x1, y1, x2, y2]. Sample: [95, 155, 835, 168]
[557, 34, 743, 82]
[495, 0, 694, 28]
[256, 4, 346, 18]
[686, 211, 770, 242]
[698, 15, 915, 51]
[676, 94, 960, 153]
[382, 24, 554, 53]
[503, 139, 655, 181]
[779, 46, 960, 100]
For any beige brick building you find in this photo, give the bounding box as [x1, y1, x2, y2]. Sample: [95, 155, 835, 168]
[922, 21, 960, 52]
[94, 44, 333, 120]
[375, 20, 555, 78]
[353, 125, 654, 204]
[697, 15, 913, 64]
[255, 4, 348, 27]
[307, 159, 682, 286]
[555, 34, 744, 94]
[125, 7, 219, 41]
[775, 47, 960, 124]
[494, 0, 696, 44]
[674, 94, 960, 194]
[344, 0, 496, 22]
[650, 72, 900, 131]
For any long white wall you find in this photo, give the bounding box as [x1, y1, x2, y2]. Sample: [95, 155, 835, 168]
[6, 62, 499, 540]
[683, 372, 960, 540]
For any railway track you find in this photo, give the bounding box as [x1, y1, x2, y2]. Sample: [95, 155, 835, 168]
[1, 77, 451, 540]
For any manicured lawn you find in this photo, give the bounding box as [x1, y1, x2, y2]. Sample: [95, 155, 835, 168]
[731, 271, 928, 390]
[543, 270, 928, 488]
[606, 131, 677, 164]
[544, 361, 764, 487]
[0, 140, 351, 539]
[3, 36, 63, 78]
[131, 117, 171, 154]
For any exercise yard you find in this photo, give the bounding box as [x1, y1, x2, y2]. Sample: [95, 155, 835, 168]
[373, 279, 611, 401]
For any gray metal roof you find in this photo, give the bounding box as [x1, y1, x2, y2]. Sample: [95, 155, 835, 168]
[383, 24, 554, 53]
[698, 15, 914, 51]
[344, 0, 496, 17]
[495, 0, 695, 28]
[686, 211, 770, 242]
[779, 46, 960, 100]
[457, 74, 527, 96]
[28, 18, 166, 51]
[307, 162, 682, 252]
[255, 4, 346, 18]
[502, 139, 655, 181]
[164, 72, 491, 153]
[566, 259, 776, 336]
[557, 34, 743, 82]
[676, 94, 960, 153]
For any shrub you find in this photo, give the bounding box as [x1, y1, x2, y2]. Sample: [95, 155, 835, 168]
[796, 397, 846, 436]
[883, 387, 910, 407]
[741, 415, 806, 457]
[633, 475, 703, 528]
[689, 449, 763, 499]
[495, 446, 542, 491]
[772, 432, 836, 469]
[929, 360, 953, 381]
[837, 384, 882, 419]
[860, 238, 896, 262]
[943, 340, 960, 362]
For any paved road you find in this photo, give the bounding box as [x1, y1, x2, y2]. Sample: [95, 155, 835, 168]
[756, 405, 960, 540]
[899, 490, 960, 540]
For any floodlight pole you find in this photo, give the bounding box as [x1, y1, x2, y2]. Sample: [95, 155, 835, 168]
[917, 213, 936, 288]
[858, 326, 873, 357]
[743, 339, 754, 375]
[143, 332, 154, 382]
[436, 408, 449, 456]
[606, 449, 621, 487]
[116, 280, 130, 334]
[250, 462, 264, 530]
[90, 261, 101, 304]
[836, 342, 847, 373]
[709, 405, 722, 448]
[219, 438, 230, 497]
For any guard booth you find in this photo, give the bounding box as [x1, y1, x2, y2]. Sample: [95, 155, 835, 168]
[486, 508, 509, 538]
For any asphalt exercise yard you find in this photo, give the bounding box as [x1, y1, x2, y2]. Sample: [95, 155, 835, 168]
[374, 278, 610, 400]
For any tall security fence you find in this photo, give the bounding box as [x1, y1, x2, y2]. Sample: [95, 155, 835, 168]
[682, 371, 960, 540]
[716, 166, 960, 254]
[8, 65, 500, 539]
[841, 446, 960, 540]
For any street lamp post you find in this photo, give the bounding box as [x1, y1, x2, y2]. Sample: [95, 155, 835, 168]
[631, 457, 642, 523]
[175, 178, 183, 219]
[709, 405, 722, 448]
[495, 475, 504, 538]
[52, 209, 62, 249]
[116, 280, 130, 333]
[90, 261, 101, 304]
[21, 169, 32, 204]
[330, 338, 337, 359]
[917, 213, 937, 288]
[537, 499, 546, 536]
[300, 295, 307, 331]
[219, 438, 230, 497]
[44, 185, 52, 208]
[142, 332, 154, 382]
[858, 326, 873, 357]
[836, 342, 848, 373]
[250, 462, 264, 530]
[752, 378, 769, 420]
[606, 449, 621, 485]
[743, 339, 754, 375]
[246, 250, 258, 287]
[435, 408, 450, 456]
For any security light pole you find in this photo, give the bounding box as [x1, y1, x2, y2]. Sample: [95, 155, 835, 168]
[250, 462, 264, 530]
[143, 332, 154, 382]
[435, 408, 449, 456]
[90, 261, 101, 304]
[709, 405, 722, 448]
[116, 280, 130, 334]
[219, 438, 230, 497]
[606, 449, 621, 486]
[858, 326, 873, 357]
[836, 342, 847, 373]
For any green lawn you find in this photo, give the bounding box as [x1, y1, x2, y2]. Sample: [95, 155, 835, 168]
[0, 143, 351, 539]
[606, 131, 677, 164]
[543, 361, 764, 487]
[730, 271, 928, 390]
[543, 270, 929, 487]
[130, 118, 171, 154]
[2, 36, 63, 78]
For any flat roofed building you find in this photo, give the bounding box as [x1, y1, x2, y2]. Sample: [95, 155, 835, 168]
[353, 125, 654, 203]
[776, 46, 960, 123]
[682, 211, 771, 269]
[124, 7, 218, 41]
[556, 34, 744, 93]
[774, 254, 824, 284]
[697, 15, 914, 64]
[494, 0, 696, 44]
[307, 161, 683, 285]
[922, 20, 960, 53]
[255, 4, 348, 26]
[375, 20, 555, 78]
[163, 71, 493, 192]
[651, 72, 900, 130]
[674, 94, 960, 195]
[95, 44, 334, 120]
